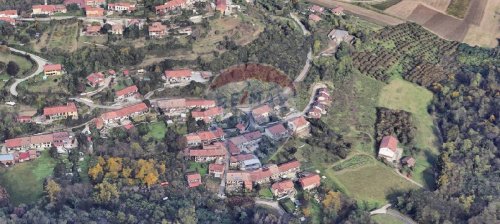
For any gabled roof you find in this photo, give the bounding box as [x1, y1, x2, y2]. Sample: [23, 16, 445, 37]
[115, 85, 138, 97]
[43, 64, 62, 72]
[86, 25, 101, 33]
[188, 143, 226, 157]
[271, 179, 294, 192]
[101, 103, 148, 121]
[278, 160, 300, 172]
[191, 107, 224, 120]
[156, 0, 187, 10]
[164, 69, 192, 78]
[266, 123, 288, 136]
[0, 10, 18, 16]
[209, 163, 225, 173]
[308, 14, 321, 22]
[289, 116, 309, 129]
[5, 132, 70, 148]
[86, 72, 105, 84]
[215, 0, 226, 12]
[299, 174, 321, 188]
[380, 136, 398, 152]
[149, 22, 167, 32]
[252, 104, 271, 116]
[186, 173, 201, 188]
[43, 102, 77, 116]
[230, 154, 257, 163]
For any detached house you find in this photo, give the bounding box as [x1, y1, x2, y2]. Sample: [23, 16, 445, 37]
[299, 174, 321, 191]
[155, 0, 189, 15]
[186, 173, 202, 188]
[148, 22, 168, 38]
[191, 107, 224, 123]
[156, 98, 216, 116]
[309, 14, 322, 22]
[288, 116, 310, 137]
[230, 154, 261, 170]
[85, 25, 102, 35]
[331, 6, 344, 16]
[0, 10, 18, 18]
[85, 6, 105, 17]
[43, 102, 78, 121]
[328, 29, 354, 44]
[0, 17, 15, 26]
[265, 123, 289, 141]
[86, 72, 105, 87]
[111, 24, 124, 35]
[378, 136, 402, 162]
[309, 5, 324, 13]
[32, 5, 67, 15]
[271, 180, 296, 199]
[252, 104, 272, 124]
[209, 163, 225, 178]
[163, 69, 192, 84]
[43, 64, 63, 76]
[187, 142, 227, 163]
[108, 2, 136, 13]
[85, 0, 106, 7]
[115, 85, 138, 101]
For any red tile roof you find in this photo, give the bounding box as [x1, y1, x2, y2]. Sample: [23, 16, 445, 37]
[43, 102, 77, 116]
[230, 154, 256, 163]
[115, 85, 138, 97]
[271, 179, 294, 192]
[309, 14, 321, 22]
[380, 136, 398, 152]
[191, 107, 224, 122]
[5, 132, 69, 148]
[236, 123, 245, 131]
[188, 143, 226, 157]
[185, 128, 224, 143]
[278, 160, 301, 173]
[299, 174, 321, 188]
[289, 116, 309, 129]
[149, 22, 167, 32]
[0, 10, 18, 16]
[86, 25, 101, 33]
[216, 0, 226, 12]
[17, 151, 30, 160]
[101, 103, 148, 121]
[43, 64, 62, 72]
[0, 17, 15, 25]
[252, 104, 271, 116]
[187, 173, 201, 188]
[86, 72, 105, 85]
[266, 123, 288, 136]
[156, 0, 187, 11]
[209, 163, 225, 173]
[85, 6, 104, 16]
[164, 69, 192, 78]
[33, 5, 66, 13]
[331, 6, 344, 13]
[186, 99, 216, 108]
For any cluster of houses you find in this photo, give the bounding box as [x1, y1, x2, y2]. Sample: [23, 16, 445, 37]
[0, 10, 18, 26]
[0, 132, 77, 166]
[155, 0, 234, 16]
[308, 4, 344, 23]
[307, 87, 332, 119]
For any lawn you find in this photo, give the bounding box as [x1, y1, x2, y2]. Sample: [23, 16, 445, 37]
[333, 164, 417, 206]
[187, 162, 208, 176]
[0, 151, 56, 205]
[446, 0, 471, 18]
[20, 74, 68, 94]
[0, 51, 34, 77]
[332, 154, 375, 171]
[258, 187, 273, 199]
[279, 198, 296, 213]
[378, 78, 438, 188]
[143, 121, 167, 141]
[372, 214, 405, 224]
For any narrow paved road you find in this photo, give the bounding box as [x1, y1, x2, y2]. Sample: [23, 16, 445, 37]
[370, 204, 418, 224]
[8, 47, 49, 96]
[294, 49, 313, 83]
[290, 13, 311, 36]
[255, 199, 286, 215]
[306, 0, 404, 26]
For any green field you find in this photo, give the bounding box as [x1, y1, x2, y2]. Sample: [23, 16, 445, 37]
[332, 154, 375, 171]
[0, 51, 34, 77]
[143, 121, 167, 141]
[372, 214, 405, 224]
[20, 74, 67, 94]
[372, 0, 403, 10]
[446, 0, 471, 18]
[187, 162, 208, 176]
[258, 187, 273, 199]
[0, 151, 56, 205]
[333, 164, 417, 206]
[378, 78, 438, 188]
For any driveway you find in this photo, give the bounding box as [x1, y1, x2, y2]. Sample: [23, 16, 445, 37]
[8, 47, 49, 96]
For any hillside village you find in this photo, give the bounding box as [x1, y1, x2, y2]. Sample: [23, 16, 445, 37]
[0, 0, 495, 223]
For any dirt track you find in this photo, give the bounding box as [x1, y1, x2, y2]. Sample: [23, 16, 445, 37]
[306, 0, 404, 26]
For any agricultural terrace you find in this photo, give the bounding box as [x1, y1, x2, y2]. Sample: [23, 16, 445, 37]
[0, 151, 57, 205]
[32, 20, 80, 53]
[378, 78, 438, 188]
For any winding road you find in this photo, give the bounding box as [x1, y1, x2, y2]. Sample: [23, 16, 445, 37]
[8, 47, 49, 96]
[370, 204, 418, 224]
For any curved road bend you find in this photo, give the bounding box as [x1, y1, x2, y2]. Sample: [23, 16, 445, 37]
[8, 47, 49, 96]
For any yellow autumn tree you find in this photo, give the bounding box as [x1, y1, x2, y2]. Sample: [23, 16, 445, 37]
[94, 181, 119, 204]
[45, 179, 61, 203]
[106, 157, 123, 179]
[88, 163, 103, 181]
[97, 156, 106, 166]
[144, 172, 159, 187]
[322, 191, 342, 214]
[135, 159, 155, 180]
[122, 168, 132, 178]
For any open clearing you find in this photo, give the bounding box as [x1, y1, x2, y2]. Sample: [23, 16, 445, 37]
[446, 0, 471, 18]
[33, 21, 80, 53]
[0, 50, 34, 77]
[0, 151, 56, 205]
[378, 78, 438, 188]
[372, 214, 405, 224]
[463, 0, 500, 47]
[144, 121, 167, 141]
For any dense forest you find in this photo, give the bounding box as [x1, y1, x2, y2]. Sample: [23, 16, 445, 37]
[375, 107, 416, 146]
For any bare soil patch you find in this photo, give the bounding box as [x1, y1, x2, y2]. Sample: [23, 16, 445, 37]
[463, 0, 500, 47]
[407, 4, 468, 41]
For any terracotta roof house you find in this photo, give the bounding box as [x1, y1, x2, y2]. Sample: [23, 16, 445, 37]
[236, 123, 246, 133]
[209, 163, 225, 178]
[226, 171, 252, 191]
[100, 103, 149, 125]
[0, 154, 15, 165]
[265, 123, 289, 141]
[32, 5, 67, 15]
[378, 136, 399, 162]
[0, 10, 18, 18]
[43, 102, 78, 121]
[331, 6, 344, 16]
[108, 2, 136, 12]
[163, 69, 192, 84]
[5, 132, 73, 151]
[111, 24, 124, 35]
[228, 131, 262, 153]
[43, 64, 63, 76]
[309, 5, 324, 13]
[307, 107, 322, 119]
[271, 179, 296, 198]
[191, 107, 224, 123]
[299, 174, 321, 191]
[115, 85, 138, 101]
[309, 14, 322, 22]
[155, 0, 188, 14]
[85, 25, 102, 35]
[288, 116, 310, 137]
[85, 6, 105, 17]
[186, 99, 216, 108]
[0, 17, 15, 26]
[401, 156, 416, 168]
[184, 128, 225, 147]
[252, 104, 272, 124]
[85, 0, 106, 7]
[86, 72, 105, 87]
[278, 160, 301, 178]
[186, 173, 202, 188]
[215, 0, 227, 14]
[187, 142, 227, 162]
[64, 0, 86, 8]
[148, 22, 168, 38]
